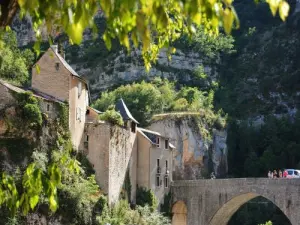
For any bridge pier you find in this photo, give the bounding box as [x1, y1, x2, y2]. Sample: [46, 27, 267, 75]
[171, 178, 300, 225]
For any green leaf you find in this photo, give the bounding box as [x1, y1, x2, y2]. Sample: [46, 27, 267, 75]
[267, 0, 280, 16]
[103, 31, 112, 50]
[279, 1, 289, 21]
[29, 195, 39, 209]
[36, 64, 40, 74]
[49, 195, 58, 212]
[223, 8, 234, 34]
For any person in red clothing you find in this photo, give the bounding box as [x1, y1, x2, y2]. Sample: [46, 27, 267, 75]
[283, 170, 288, 178]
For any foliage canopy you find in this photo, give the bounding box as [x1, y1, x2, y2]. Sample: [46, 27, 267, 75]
[0, 0, 290, 69]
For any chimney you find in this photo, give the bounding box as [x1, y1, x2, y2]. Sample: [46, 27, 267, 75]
[51, 45, 58, 54]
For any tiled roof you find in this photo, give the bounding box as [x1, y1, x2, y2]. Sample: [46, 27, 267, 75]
[0, 79, 63, 103]
[138, 127, 162, 137]
[115, 98, 139, 124]
[137, 127, 175, 149]
[0, 79, 25, 93]
[88, 106, 102, 114]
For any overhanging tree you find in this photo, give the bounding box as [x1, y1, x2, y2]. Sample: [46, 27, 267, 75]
[0, 0, 290, 69]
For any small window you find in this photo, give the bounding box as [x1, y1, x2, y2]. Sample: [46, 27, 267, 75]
[86, 135, 89, 142]
[165, 139, 169, 149]
[157, 159, 160, 167]
[47, 104, 50, 112]
[76, 107, 81, 121]
[131, 122, 136, 133]
[86, 109, 90, 115]
[166, 160, 168, 170]
[164, 176, 169, 188]
[78, 82, 82, 98]
[55, 62, 60, 71]
[156, 137, 160, 147]
[294, 171, 298, 175]
[156, 176, 160, 187]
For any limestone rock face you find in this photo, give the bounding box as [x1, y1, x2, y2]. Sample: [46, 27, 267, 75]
[73, 48, 213, 99]
[148, 117, 227, 180]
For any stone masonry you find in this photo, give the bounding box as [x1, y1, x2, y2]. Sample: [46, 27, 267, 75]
[171, 178, 300, 225]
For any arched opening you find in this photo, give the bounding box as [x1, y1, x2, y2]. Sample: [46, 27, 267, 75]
[209, 193, 292, 225]
[228, 196, 292, 225]
[172, 201, 187, 225]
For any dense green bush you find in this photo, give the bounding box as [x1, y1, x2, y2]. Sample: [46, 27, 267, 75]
[136, 186, 158, 212]
[96, 200, 170, 225]
[0, 31, 34, 85]
[23, 104, 42, 126]
[93, 78, 223, 127]
[160, 192, 172, 218]
[99, 107, 124, 126]
[59, 175, 101, 225]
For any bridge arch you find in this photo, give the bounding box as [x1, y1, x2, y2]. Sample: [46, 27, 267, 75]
[209, 192, 291, 225]
[171, 179, 300, 225]
[172, 201, 187, 225]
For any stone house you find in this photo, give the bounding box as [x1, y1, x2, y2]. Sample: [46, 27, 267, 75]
[31, 45, 89, 150]
[3, 45, 176, 206]
[137, 127, 175, 206]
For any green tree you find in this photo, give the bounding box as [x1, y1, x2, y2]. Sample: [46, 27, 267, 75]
[0, 30, 34, 85]
[136, 186, 158, 212]
[0, 0, 289, 69]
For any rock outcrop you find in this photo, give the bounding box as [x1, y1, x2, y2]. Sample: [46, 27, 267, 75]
[148, 116, 227, 180]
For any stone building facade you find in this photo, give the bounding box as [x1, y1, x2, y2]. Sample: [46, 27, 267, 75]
[83, 99, 174, 205]
[137, 128, 174, 206]
[27, 47, 175, 206]
[31, 45, 89, 150]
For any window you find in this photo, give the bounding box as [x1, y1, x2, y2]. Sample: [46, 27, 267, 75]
[294, 171, 299, 175]
[78, 82, 82, 98]
[84, 135, 89, 150]
[165, 139, 169, 149]
[157, 159, 161, 174]
[76, 107, 81, 121]
[166, 160, 168, 170]
[164, 176, 169, 188]
[156, 137, 160, 147]
[131, 122, 136, 133]
[47, 104, 50, 112]
[86, 109, 90, 115]
[156, 176, 160, 187]
[55, 62, 60, 71]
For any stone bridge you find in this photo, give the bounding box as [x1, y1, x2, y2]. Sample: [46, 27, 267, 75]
[171, 178, 300, 225]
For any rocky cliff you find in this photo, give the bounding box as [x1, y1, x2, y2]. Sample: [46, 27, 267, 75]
[148, 115, 227, 180]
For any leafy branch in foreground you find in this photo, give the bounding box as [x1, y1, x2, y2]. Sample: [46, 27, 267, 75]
[0, 0, 290, 70]
[0, 142, 80, 216]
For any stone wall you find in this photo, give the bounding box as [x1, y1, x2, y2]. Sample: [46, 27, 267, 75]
[148, 117, 227, 180]
[108, 126, 137, 204]
[32, 48, 70, 102]
[172, 178, 300, 225]
[85, 122, 137, 205]
[85, 122, 110, 192]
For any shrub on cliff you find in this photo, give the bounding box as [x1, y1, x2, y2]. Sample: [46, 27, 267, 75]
[23, 103, 42, 126]
[99, 107, 124, 126]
